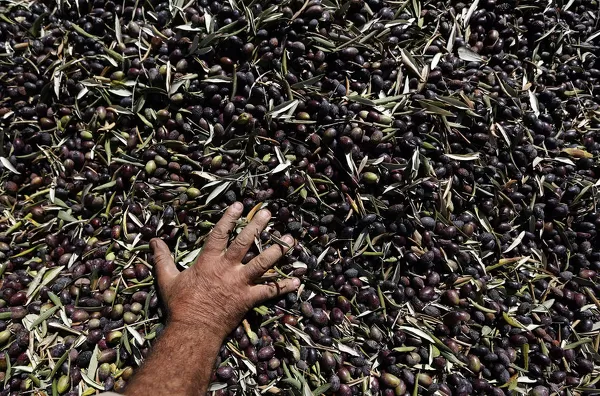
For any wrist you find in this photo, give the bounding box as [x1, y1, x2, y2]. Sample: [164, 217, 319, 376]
[167, 313, 230, 341]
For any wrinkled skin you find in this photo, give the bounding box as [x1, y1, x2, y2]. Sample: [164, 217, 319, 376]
[126, 202, 300, 395]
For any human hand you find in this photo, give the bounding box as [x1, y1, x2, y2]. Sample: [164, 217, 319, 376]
[149, 202, 300, 338]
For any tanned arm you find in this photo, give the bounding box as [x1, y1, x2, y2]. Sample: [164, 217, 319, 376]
[125, 202, 300, 395]
[124, 322, 223, 395]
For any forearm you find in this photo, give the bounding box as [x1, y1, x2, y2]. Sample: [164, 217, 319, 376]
[125, 322, 223, 395]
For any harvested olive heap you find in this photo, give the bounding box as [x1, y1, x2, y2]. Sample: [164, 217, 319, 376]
[1, 0, 600, 394]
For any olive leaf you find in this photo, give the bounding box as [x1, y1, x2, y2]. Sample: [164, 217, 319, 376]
[503, 230, 525, 254]
[562, 148, 593, 159]
[457, 46, 484, 62]
[0, 156, 19, 174]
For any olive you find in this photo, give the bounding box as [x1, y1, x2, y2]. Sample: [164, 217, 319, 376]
[257, 346, 275, 361]
[381, 372, 401, 387]
[216, 366, 234, 380]
[3, 0, 600, 392]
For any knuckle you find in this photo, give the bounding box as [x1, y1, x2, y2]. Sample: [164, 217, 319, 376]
[217, 213, 234, 225]
[252, 256, 268, 271]
[210, 229, 229, 240]
[154, 256, 168, 268]
[260, 290, 275, 301]
[259, 248, 277, 262]
[232, 237, 248, 250]
[208, 233, 229, 247]
[259, 287, 273, 301]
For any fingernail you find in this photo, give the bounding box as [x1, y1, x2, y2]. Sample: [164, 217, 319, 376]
[150, 239, 158, 249]
[232, 202, 243, 211]
[292, 278, 301, 287]
[282, 235, 294, 245]
[259, 209, 271, 219]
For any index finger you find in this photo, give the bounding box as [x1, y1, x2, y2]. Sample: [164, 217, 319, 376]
[224, 209, 271, 262]
[202, 202, 244, 255]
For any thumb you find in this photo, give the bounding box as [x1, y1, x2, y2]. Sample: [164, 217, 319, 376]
[150, 238, 179, 292]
